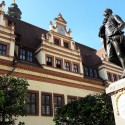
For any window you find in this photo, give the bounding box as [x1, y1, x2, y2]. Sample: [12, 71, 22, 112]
[67, 96, 77, 103]
[118, 75, 121, 80]
[27, 51, 33, 62]
[84, 67, 89, 76]
[107, 72, 112, 81]
[41, 93, 52, 116]
[56, 59, 61, 68]
[19, 48, 26, 60]
[89, 68, 93, 77]
[54, 94, 64, 115]
[0, 44, 7, 55]
[113, 74, 117, 82]
[84, 67, 98, 79]
[73, 64, 78, 73]
[93, 69, 98, 79]
[64, 42, 69, 48]
[54, 38, 60, 45]
[27, 91, 38, 115]
[65, 62, 70, 71]
[46, 57, 52, 66]
[19, 48, 33, 62]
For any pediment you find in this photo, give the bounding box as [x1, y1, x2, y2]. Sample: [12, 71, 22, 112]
[54, 13, 67, 24]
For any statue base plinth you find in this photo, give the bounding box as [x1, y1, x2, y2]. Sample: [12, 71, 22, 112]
[106, 78, 125, 125]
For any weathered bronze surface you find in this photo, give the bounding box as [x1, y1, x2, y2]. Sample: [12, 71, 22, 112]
[99, 9, 125, 78]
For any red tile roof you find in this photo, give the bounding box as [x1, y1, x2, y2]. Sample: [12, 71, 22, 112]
[6, 15, 103, 67]
[6, 15, 48, 49]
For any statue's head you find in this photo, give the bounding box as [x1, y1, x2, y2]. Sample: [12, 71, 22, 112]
[103, 8, 113, 17]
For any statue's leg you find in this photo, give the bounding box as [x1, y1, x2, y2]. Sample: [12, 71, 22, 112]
[111, 38, 125, 78]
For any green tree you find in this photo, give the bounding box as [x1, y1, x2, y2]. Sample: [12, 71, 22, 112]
[0, 75, 29, 125]
[54, 93, 115, 125]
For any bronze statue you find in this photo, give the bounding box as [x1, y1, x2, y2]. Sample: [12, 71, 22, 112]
[98, 8, 125, 78]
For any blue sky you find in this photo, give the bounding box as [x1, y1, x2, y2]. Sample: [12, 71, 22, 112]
[4, 0, 125, 50]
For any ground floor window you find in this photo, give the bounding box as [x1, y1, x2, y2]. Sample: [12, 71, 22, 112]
[54, 94, 64, 115]
[41, 93, 52, 116]
[27, 91, 39, 115]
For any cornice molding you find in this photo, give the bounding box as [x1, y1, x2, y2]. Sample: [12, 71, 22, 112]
[0, 68, 104, 92]
[0, 59, 104, 87]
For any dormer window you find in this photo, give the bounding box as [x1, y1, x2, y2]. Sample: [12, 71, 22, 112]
[89, 68, 93, 77]
[0, 44, 7, 55]
[19, 48, 26, 60]
[46, 57, 52, 66]
[56, 59, 61, 68]
[65, 62, 70, 71]
[19, 47, 33, 62]
[93, 69, 98, 79]
[27, 51, 33, 62]
[54, 38, 60, 45]
[84, 67, 89, 76]
[73, 64, 78, 73]
[64, 42, 69, 48]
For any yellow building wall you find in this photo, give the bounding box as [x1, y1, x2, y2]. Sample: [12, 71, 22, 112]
[16, 79, 98, 125]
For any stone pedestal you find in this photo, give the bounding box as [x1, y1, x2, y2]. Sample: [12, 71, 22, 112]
[106, 79, 125, 125]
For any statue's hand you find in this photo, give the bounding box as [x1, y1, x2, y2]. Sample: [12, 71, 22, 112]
[113, 28, 121, 35]
[113, 28, 118, 34]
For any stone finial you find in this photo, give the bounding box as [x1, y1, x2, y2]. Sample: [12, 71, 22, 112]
[10, 22, 15, 29]
[41, 34, 45, 41]
[67, 28, 71, 34]
[58, 13, 62, 18]
[49, 21, 53, 25]
[68, 28, 71, 33]
[49, 21, 53, 30]
[67, 28, 72, 37]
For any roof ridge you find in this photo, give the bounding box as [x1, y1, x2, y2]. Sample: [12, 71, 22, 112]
[5, 14, 48, 32]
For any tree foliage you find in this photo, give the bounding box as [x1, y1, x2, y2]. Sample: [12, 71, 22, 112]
[54, 93, 115, 125]
[0, 75, 29, 125]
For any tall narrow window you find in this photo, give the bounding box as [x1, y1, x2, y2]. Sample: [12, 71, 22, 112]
[113, 74, 117, 82]
[65, 62, 70, 71]
[27, 51, 33, 62]
[107, 72, 112, 81]
[27, 92, 38, 115]
[84, 67, 89, 76]
[67, 96, 77, 103]
[89, 68, 93, 77]
[56, 59, 61, 68]
[64, 42, 69, 48]
[118, 75, 121, 80]
[42, 93, 52, 116]
[0, 44, 7, 55]
[19, 48, 26, 60]
[46, 57, 52, 66]
[54, 38, 60, 45]
[54, 95, 64, 115]
[93, 69, 98, 79]
[73, 64, 78, 73]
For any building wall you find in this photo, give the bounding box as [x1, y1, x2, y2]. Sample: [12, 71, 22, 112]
[0, 60, 104, 125]
[16, 79, 99, 125]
